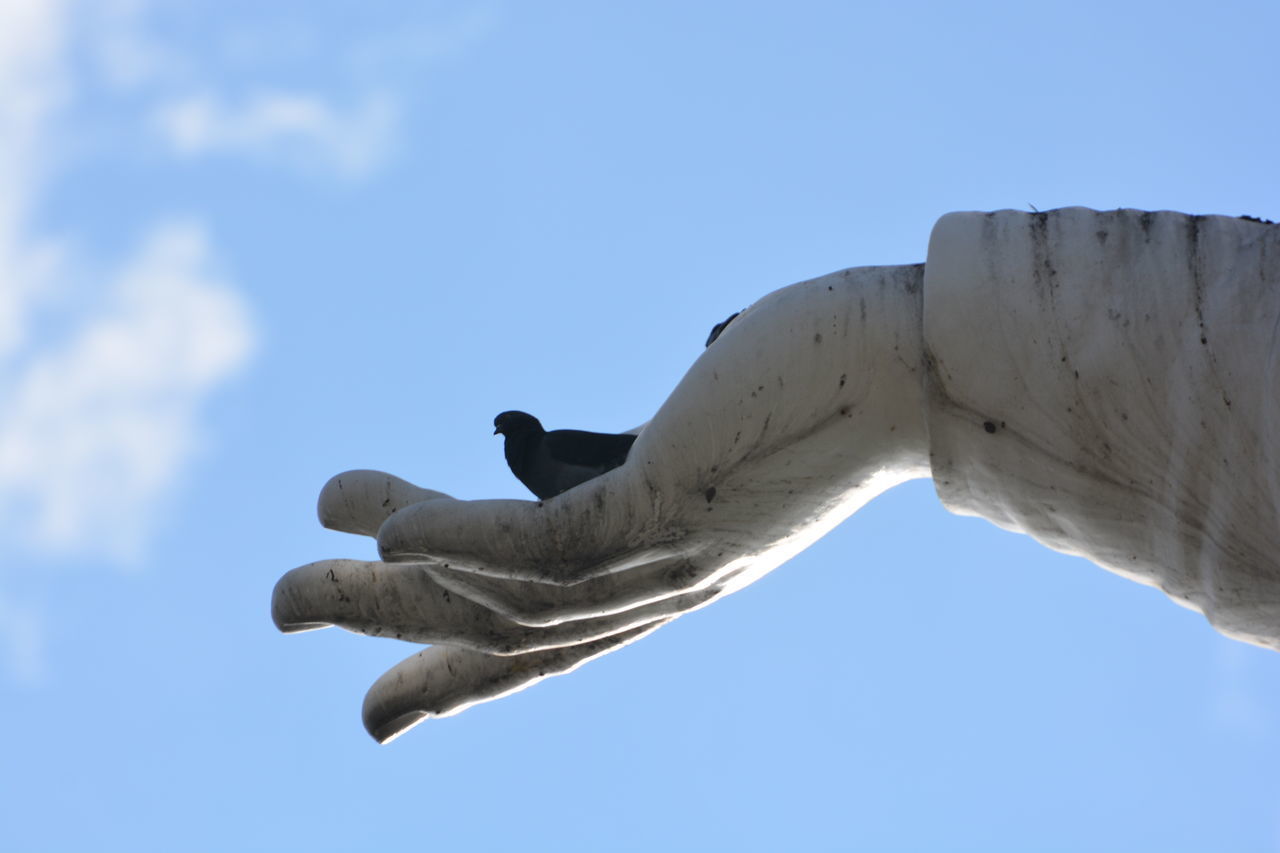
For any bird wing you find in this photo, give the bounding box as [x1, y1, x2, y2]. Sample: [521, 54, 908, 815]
[542, 430, 637, 468]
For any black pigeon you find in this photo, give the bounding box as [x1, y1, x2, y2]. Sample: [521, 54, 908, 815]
[493, 411, 638, 500]
[705, 311, 740, 347]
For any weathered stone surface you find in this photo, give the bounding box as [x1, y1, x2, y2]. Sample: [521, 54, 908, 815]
[274, 208, 1280, 741]
[925, 209, 1280, 647]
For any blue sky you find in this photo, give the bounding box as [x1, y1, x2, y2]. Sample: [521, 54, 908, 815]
[3, 1, 1279, 850]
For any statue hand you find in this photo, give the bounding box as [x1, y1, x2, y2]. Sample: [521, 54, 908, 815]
[272, 263, 929, 742]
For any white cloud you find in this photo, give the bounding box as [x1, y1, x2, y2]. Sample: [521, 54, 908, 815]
[0, 0, 255, 677]
[154, 89, 398, 180]
[0, 223, 253, 560]
[0, 0, 485, 679]
[0, 0, 67, 361]
[0, 0, 254, 564]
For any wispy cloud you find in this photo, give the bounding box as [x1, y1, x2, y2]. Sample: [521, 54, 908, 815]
[0, 0, 254, 677]
[92, 2, 500, 181]
[0, 0, 67, 361]
[0, 223, 253, 560]
[153, 89, 398, 180]
[1, 0, 492, 679]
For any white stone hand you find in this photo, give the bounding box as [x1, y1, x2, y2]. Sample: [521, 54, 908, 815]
[273, 263, 930, 742]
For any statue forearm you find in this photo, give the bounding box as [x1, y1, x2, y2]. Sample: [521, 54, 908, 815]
[923, 209, 1280, 648]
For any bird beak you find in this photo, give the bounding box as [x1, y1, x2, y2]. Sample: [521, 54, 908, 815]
[493, 427, 500, 435]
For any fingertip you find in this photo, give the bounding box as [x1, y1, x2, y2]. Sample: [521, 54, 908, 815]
[373, 499, 428, 561]
[270, 571, 297, 632]
[277, 621, 331, 634]
[316, 470, 374, 534]
[270, 564, 333, 634]
[363, 657, 436, 743]
[318, 469, 454, 537]
[366, 710, 431, 745]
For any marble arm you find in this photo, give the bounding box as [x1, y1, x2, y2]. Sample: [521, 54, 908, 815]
[922, 209, 1280, 649]
[273, 208, 1280, 744]
[273, 262, 931, 742]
